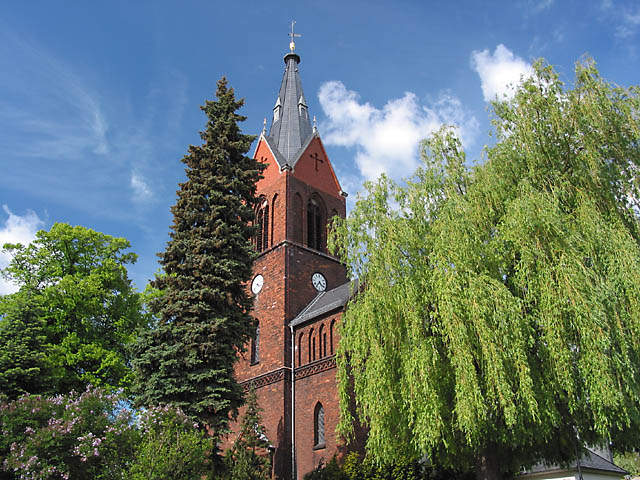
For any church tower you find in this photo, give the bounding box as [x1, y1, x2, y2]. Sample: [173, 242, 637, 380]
[232, 30, 353, 480]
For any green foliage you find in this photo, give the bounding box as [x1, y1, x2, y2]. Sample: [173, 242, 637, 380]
[614, 451, 640, 476]
[127, 405, 216, 480]
[0, 389, 216, 480]
[0, 223, 144, 396]
[132, 77, 264, 431]
[304, 457, 349, 480]
[222, 388, 271, 480]
[304, 453, 472, 480]
[0, 387, 138, 480]
[0, 291, 51, 399]
[330, 57, 640, 478]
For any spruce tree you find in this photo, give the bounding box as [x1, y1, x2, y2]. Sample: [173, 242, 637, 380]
[133, 78, 263, 432]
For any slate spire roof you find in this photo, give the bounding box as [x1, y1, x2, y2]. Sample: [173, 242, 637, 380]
[268, 49, 314, 164]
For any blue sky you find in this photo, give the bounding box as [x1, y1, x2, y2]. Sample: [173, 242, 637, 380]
[1, 0, 639, 293]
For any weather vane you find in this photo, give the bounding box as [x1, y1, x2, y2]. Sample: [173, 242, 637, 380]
[289, 20, 301, 52]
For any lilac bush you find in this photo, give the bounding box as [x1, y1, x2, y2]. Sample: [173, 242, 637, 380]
[1, 387, 138, 480]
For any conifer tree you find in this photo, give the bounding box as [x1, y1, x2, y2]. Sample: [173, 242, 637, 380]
[132, 78, 263, 432]
[223, 387, 272, 480]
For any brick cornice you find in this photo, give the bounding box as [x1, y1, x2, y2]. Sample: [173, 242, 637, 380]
[294, 356, 336, 380]
[254, 239, 344, 265]
[240, 367, 289, 391]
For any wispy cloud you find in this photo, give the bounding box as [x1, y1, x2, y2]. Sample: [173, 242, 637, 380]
[471, 44, 533, 102]
[599, 1, 640, 40]
[318, 81, 478, 183]
[616, 7, 640, 38]
[130, 171, 153, 203]
[0, 21, 189, 223]
[0, 25, 108, 162]
[0, 205, 44, 295]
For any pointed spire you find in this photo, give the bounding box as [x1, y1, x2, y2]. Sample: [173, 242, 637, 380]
[267, 23, 314, 164]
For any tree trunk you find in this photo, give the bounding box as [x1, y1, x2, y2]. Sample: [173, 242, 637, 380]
[475, 443, 503, 480]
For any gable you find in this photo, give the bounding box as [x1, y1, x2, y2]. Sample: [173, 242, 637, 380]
[291, 137, 344, 199]
[253, 136, 282, 191]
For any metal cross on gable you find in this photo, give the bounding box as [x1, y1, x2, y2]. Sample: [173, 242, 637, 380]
[310, 152, 323, 171]
[289, 20, 301, 52]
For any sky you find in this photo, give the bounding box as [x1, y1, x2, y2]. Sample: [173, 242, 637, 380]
[1, 0, 639, 293]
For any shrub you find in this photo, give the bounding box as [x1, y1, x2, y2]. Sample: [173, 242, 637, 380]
[1, 387, 137, 480]
[127, 405, 216, 480]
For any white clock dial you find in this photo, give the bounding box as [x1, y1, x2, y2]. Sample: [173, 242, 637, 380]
[251, 274, 264, 294]
[312, 272, 327, 292]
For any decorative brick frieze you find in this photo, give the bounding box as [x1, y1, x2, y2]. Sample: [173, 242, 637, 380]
[294, 356, 336, 380]
[240, 367, 289, 391]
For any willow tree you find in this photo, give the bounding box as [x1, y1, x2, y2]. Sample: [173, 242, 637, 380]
[330, 58, 640, 479]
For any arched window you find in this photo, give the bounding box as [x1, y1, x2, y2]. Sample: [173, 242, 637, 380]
[250, 322, 260, 365]
[312, 336, 317, 362]
[314, 402, 325, 448]
[319, 324, 326, 358]
[255, 198, 269, 252]
[293, 193, 303, 243]
[308, 329, 314, 364]
[307, 196, 325, 252]
[271, 194, 278, 247]
[298, 332, 305, 366]
[330, 320, 335, 355]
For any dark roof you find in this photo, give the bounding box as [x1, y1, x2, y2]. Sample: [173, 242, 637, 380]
[268, 51, 314, 165]
[290, 280, 357, 327]
[522, 448, 627, 476]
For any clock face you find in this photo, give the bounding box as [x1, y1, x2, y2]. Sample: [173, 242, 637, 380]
[312, 272, 327, 292]
[251, 274, 264, 294]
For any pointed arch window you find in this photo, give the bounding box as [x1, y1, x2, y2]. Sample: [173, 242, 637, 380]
[330, 320, 335, 355]
[298, 332, 305, 367]
[307, 196, 325, 252]
[255, 198, 269, 252]
[319, 324, 326, 358]
[314, 402, 325, 448]
[271, 194, 278, 247]
[250, 322, 260, 365]
[308, 328, 314, 363]
[293, 193, 303, 243]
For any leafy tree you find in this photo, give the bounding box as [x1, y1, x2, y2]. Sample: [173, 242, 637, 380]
[614, 451, 640, 476]
[132, 78, 264, 431]
[222, 388, 271, 480]
[330, 58, 640, 479]
[127, 405, 216, 480]
[303, 453, 472, 480]
[0, 223, 144, 396]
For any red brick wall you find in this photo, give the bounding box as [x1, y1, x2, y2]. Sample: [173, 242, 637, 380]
[292, 137, 343, 199]
[294, 363, 341, 477]
[292, 310, 344, 477]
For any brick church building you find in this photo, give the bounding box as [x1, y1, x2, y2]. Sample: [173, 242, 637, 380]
[230, 38, 354, 480]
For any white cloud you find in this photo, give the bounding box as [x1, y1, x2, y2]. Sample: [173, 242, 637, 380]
[0, 205, 44, 295]
[471, 44, 533, 102]
[130, 171, 153, 203]
[318, 81, 478, 182]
